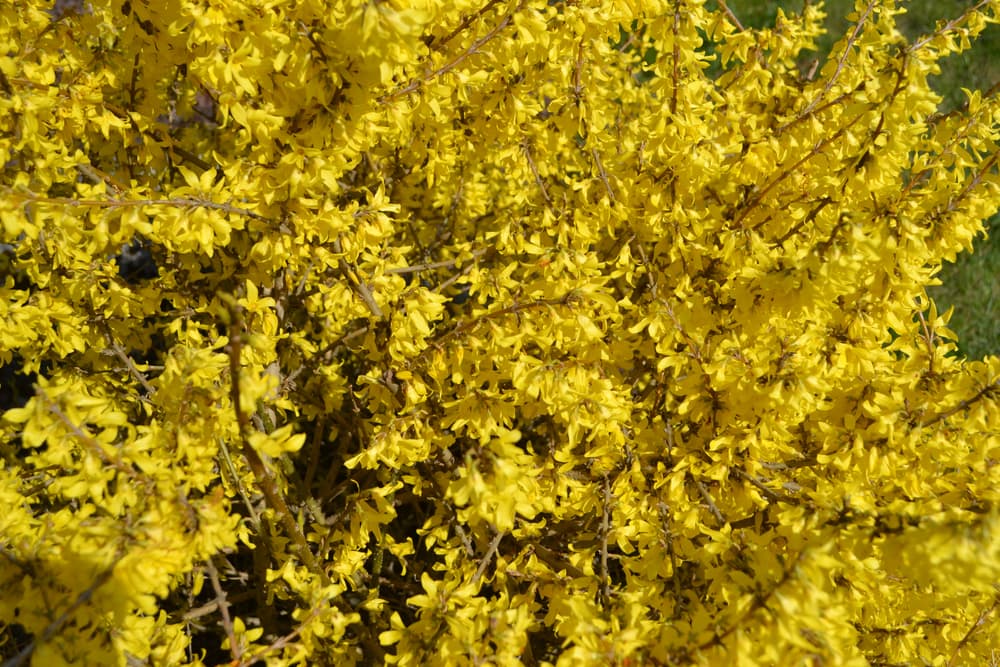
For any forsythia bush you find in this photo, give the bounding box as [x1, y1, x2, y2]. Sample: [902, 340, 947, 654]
[1, 0, 999, 664]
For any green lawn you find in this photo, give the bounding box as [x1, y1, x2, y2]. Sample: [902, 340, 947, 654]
[713, 0, 1000, 358]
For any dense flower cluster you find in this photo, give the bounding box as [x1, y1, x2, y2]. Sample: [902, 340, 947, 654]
[1, 0, 999, 664]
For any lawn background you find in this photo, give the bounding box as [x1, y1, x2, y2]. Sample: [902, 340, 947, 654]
[712, 0, 1000, 358]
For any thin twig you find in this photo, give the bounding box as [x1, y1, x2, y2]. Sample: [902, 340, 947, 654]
[915, 308, 937, 377]
[737, 110, 868, 228]
[948, 592, 1000, 667]
[433, 256, 478, 296]
[899, 118, 995, 202]
[181, 591, 260, 621]
[733, 468, 795, 504]
[217, 435, 261, 533]
[223, 298, 328, 585]
[670, 6, 681, 115]
[2, 565, 116, 667]
[592, 149, 615, 204]
[205, 558, 240, 662]
[103, 101, 214, 171]
[451, 505, 476, 557]
[37, 387, 146, 484]
[429, 0, 505, 51]
[0, 544, 35, 577]
[384, 248, 488, 275]
[795, 0, 877, 120]
[716, 0, 745, 31]
[599, 475, 612, 606]
[946, 152, 998, 215]
[237, 605, 327, 667]
[75, 163, 126, 195]
[472, 531, 504, 585]
[692, 473, 725, 526]
[922, 378, 999, 427]
[332, 236, 383, 318]
[103, 331, 155, 396]
[688, 545, 809, 658]
[657, 502, 682, 599]
[521, 140, 553, 211]
[907, 0, 992, 54]
[381, 4, 519, 102]
[302, 417, 327, 492]
[573, 38, 585, 104]
[425, 292, 579, 354]
[6, 189, 271, 222]
[929, 78, 1000, 125]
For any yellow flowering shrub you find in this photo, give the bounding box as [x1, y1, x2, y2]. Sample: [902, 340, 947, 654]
[2, 0, 999, 664]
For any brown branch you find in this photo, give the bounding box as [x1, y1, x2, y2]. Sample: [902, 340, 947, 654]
[616, 29, 640, 53]
[948, 591, 1000, 667]
[103, 101, 213, 172]
[663, 300, 704, 363]
[760, 457, 819, 471]
[381, 4, 519, 103]
[341, 258, 383, 318]
[690, 543, 809, 658]
[803, 57, 820, 81]
[899, 120, 996, 202]
[429, 0, 505, 51]
[6, 189, 272, 223]
[384, 248, 488, 275]
[181, 590, 257, 621]
[237, 605, 327, 667]
[37, 387, 148, 486]
[222, 298, 399, 654]
[921, 378, 999, 427]
[425, 291, 580, 353]
[75, 163, 127, 196]
[592, 149, 615, 204]
[907, 0, 992, 55]
[472, 530, 504, 585]
[216, 434, 262, 533]
[521, 140, 553, 211]
[716, 0, 745, 32]
[777, 83, 863, 136]
[773, 196, 832, 246]
[947, 152, 999, 215]
[670, 6, 680, 115]
[692, 473, 726, 526]
[930, 78, 1000, 126]
[630, 238, 658, 300]
[737, 109, 869, 228]
[332, 237, 383, 318]
[205, 558, 240, 662]
[599, 475, 613, 606]
[0, 544, 36, 578]
[432, 257, 478, 295]
[453, 514, 477, 558]
[306, 323, 371, 376]
[4, 564, 117, 667]
[915, 307, 937, 377]
[102, 329, 156, 397]
[573, 38, 585, 106]
[222, 298, 328, 586]
[733, 468, 796, 504]
[795, 0, 877, 121]
[657, 501, 682, 599]
[302, 417, 327, 492]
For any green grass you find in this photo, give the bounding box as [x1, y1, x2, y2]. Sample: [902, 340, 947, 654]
[713, 0, 1000, 358]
